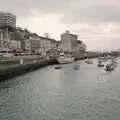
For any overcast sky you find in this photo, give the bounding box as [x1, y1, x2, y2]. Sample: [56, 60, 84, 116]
[1, 0, 120, 51]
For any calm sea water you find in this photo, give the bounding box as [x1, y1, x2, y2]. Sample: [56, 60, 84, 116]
[0, 59, 120, 120]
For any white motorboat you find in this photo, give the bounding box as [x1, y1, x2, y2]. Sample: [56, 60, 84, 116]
[85, 59, 93, 64]
[111, 59, 117, 68]
[97, 61, 104, 67]
[56, 52, 75, 64]
[105, 64, 114, 72]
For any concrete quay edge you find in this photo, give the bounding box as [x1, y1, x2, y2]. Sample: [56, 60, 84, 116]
[0, 59, 57, 81]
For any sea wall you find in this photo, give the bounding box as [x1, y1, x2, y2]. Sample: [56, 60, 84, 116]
[0, 59, 57, 81]
[0, 53, 102, 81]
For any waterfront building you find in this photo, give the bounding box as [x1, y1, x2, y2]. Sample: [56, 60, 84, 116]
[61, 31, 78, 53]
[24, 36, 57, 55]
[24, 39, 29, 51]
[8, 40, 21, 50]
[25, 38, 40, 53]
[22, 30, 87, 57]
[0, 29, 21, 50]
[39, 37, 57, 51]
[75, 40, 87, 59]
[39, 37, 45, 55]
[56, 41, 62, 51]
[77, 40, 86, 54]
[49, 39, 57, 50]
[43, 38, 51, 52]
[0, 11, 16, 28]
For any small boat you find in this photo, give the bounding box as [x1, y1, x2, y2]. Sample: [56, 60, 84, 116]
[97, 61, 104, 67]
[85, 59, 93, 64]
[56, 52, 75, 64]
[54, 65, 62, 69]
[98, 64, 104, 67]
[105, 64, 114, 72]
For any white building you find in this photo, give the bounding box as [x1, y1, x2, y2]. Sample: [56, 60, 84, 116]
[61, 31, 78, 53]
[8, 40, 21, 50]
[39, 37, 44, 54]
[56, 41, 62, 51]
[24, 36, 57, 55]
[40, 37, 57, 52]
[49, 39, 57, 50]
[25, 38, 40, 52]
[25, 39, 31, 51]
[43, 38, 51, 52]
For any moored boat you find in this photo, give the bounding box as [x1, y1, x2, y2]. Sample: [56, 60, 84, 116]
[54, 65, 62, 69]
[85, 59, 93, 64]
[56, 52, 75, 64]
[105, 64, 114, 72]
[97, 61, 104, 67]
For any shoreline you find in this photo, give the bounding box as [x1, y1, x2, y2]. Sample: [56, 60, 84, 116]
[0, 54, 115, 81]
[0, 59, 57, 81]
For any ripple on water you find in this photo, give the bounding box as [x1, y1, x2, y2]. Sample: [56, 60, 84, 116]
[0, 59, 120, 120]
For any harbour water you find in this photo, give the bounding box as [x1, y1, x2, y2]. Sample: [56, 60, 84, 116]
[0, 59, 120, 120]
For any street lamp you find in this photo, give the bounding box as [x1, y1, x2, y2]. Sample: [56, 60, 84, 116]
[0, 29, 4, 49]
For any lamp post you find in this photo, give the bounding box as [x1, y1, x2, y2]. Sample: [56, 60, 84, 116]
[6, 25, 9, 51]
[0, 29, 4, 49]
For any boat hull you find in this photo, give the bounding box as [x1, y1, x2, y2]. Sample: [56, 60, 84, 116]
[57, 57, 74, 64]
[105, 64, 114, 71]
[97, 64, 104, 67]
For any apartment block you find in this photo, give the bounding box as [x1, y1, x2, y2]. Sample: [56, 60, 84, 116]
[0, 11, 16, 28]
[61, 31, 78, 53]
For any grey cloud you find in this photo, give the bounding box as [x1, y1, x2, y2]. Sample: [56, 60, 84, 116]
[61, 0, 120, 24]
[2, 0, 120, 24]
[72, 23, 120, 37]
[0, 0, 75, 16]
[1, 0, 120, 25]
[58, 0, 120, 50]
